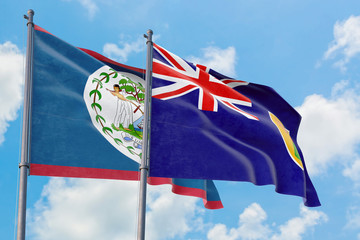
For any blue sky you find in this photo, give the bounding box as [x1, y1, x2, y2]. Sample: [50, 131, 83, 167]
[1, 0, 360, 239]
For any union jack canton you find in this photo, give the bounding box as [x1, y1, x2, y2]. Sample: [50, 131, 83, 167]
[152, 44, 258, 120]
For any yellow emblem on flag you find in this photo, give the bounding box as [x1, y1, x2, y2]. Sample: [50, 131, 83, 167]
[269, 112, 304, 170]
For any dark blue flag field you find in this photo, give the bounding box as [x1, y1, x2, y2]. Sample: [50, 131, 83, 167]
[149, 44, 320, 207]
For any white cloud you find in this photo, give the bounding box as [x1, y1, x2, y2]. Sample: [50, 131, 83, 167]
[188, 46, 237, 77]
[79, 0, 98, 19]
[208, 203, 270, 240]
[103, 37, 146, 63]
[343, 159, 360, 185]
[208, 224, 239, 240]
[28, 178, 201, 240]
[28, 178, 139, 240]
[207, 203, 327, 240]
[0, 41, 24, 145]
[323, 15, 360, 71]
[296, 80, 360, 176]
[146, 184, 202, 239]
[270, 206, 328, 240]
[345, 206, 360, 230]
[236, 203, 271, 240]
[104, 42, 236, 75]
[62, 0, 98, 19]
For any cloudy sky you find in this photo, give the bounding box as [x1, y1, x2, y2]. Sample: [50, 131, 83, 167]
[1, 1, 360, 239]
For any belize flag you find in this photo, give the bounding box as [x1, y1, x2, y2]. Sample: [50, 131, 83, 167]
[29, 25, 223, 209]
[149, 44, 320, 207]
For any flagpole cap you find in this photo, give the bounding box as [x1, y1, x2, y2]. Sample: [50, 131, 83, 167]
[28, 9, 35, 15]
[24, 9, 34, 24]
[144, 29, 153, 42]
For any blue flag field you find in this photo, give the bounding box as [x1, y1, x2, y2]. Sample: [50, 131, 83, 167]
[148, 44, 320, 207]
[29, 25, 223, 209]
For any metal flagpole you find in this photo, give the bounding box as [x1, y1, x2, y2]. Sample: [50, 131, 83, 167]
[137, 29, 153, 240]
[17, 9, 34, 240]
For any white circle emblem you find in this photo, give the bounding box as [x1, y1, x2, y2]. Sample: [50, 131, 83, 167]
[83, 66, 145, 163]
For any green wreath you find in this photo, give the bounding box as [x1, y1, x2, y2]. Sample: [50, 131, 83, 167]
[89, 68, 144, 158]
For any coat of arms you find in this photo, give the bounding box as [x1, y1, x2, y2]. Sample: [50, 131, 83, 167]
[83, 66, 145, 163]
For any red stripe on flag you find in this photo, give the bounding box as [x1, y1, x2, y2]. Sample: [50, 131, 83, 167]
[201, 90, 216, 111]
[154, 44, 186, 71]
[33, 26, 144, 74]
[223, 101, 259, 120]
[30, 164, 223, 209]
[148, 177, 224, 209]
[30, 163, 139, 180]
[79, 48, 145, 74]
[153, 62, 195, 80]
[153, 84, 196, 99]
[196, 64, 207, 72]
[203, 199, 224, 209]
[34, 25, 55, 36]
[222, 79, 247, 84]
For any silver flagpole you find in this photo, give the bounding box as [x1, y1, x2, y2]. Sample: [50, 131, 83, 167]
[137, 29, 153, 240]
[17, 9, 34, 240]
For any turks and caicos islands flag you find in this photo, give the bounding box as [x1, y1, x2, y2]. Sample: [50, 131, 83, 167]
[149, 44, 320, 207]
[29, 25, 223, 209]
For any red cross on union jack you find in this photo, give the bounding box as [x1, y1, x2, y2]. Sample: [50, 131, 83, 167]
[152, 44, 258, 120]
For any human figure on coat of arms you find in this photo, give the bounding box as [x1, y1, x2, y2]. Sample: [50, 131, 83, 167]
[107, 84, 133, 131]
